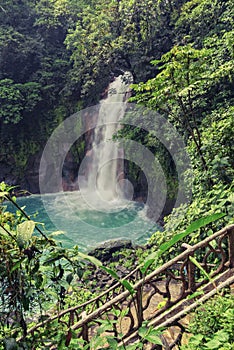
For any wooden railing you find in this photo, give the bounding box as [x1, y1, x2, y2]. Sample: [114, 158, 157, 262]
[22, 224, 234, 348]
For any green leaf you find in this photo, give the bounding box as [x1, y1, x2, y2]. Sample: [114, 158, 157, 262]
[188, 334, 204, 346]
[184, 212, 226, 233]
[213, 330, 229, 342]
[140, 258, 155, 274]
[78, 252, 102, 267]
[158, 212, 225, 257]
[0, 191, 8, 198]
[145, 333, 163, 345]
[121, 280, 135, 295]
[49, 230, 65, 237]
[43, 254, 64, 265]
[35, 274, 44, 288]
[143, 213, 226, 268]
[10, 258, 25, 273]
[17, 220, 35, 242]
[101, 266, 119, 280]
[205, 339, 222, 349]
[107, 337, 118, 348]
[138, 326, 148, 338]
[187, 290, 204, 300]
[189, 256, 212, 282]
[0, 182, 7, 191]
[66, 273, 74, 284]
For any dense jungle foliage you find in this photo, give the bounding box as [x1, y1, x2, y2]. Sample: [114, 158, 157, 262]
[0, 0, 177, 184]
[0, 183, 230, 349]
[1, 0, 233, 226]
[0, 0, 233, 348]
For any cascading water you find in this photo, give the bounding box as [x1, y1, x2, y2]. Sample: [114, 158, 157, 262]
[20, 71, 160, 250]
[85, 72, 132, 203]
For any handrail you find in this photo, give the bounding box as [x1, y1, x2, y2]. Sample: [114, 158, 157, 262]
[20, 224, 234, 348]
[71, 224, 234, 328]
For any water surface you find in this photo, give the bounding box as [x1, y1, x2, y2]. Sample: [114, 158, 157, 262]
[7, 191, 160, 251]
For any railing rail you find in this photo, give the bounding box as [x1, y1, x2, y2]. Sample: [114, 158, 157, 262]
[20, 224, 234, 348]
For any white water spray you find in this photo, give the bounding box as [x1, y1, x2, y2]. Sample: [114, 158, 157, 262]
[86, 72, 132, 203]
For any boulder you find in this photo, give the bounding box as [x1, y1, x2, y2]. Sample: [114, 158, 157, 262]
[88, 239, 133, 262]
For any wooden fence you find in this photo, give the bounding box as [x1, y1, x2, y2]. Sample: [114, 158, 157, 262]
[21, 224, 234, 349]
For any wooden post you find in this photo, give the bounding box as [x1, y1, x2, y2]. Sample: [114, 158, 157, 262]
[187, 255, 196, 292]
[82, 323, 89, 344]
[228, 228, 234, 268]
[182, 243, 196, 292]
[136, 287, 143, 327]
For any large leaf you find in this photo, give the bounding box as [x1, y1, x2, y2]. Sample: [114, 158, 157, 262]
[145, 332, 163, 345]
[143, 212, 226, 268]
[16, 220, 35, 248]
[158, 212, 225, 257]
[138, 326, 148, 338]
[101, 266, 119, 280]
[205, 339, 222, 349]
[121, 280, 135, 295]
[78, 252, 102, 267]
[188, 334, 204, 346]
[0, 191, 9, 198]
[17, 220, 35, 242]
[140, 258, 155, 274]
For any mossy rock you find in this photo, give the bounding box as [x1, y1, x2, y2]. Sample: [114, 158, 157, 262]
[89, 239, 133, 262]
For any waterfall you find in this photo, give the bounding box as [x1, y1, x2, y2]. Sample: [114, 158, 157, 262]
[38, 71, 160, 247]
[85, 72, 132, 203]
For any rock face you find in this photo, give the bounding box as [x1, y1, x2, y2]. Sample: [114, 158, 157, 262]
[0, 161, 17, 187]
[0, 149, 79, 194]
[89, 239, 133, 262]
[23, 152, 42, 193]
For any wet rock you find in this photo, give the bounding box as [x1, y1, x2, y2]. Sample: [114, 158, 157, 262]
[0, 162, 18, 187]
[89, 239, 133, 262]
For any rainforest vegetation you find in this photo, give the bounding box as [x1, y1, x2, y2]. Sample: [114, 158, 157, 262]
[0, 0, 233, 236]
[0, 0, 233, 348]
